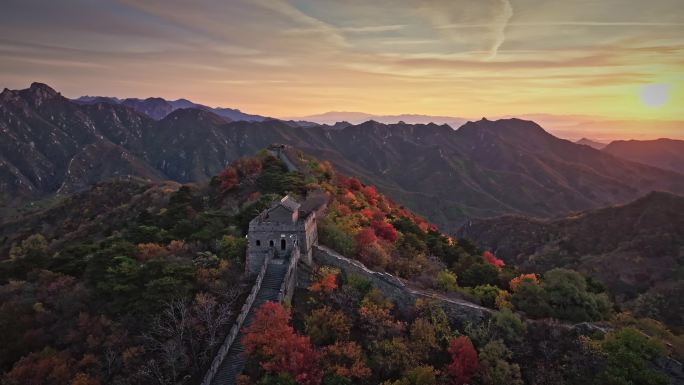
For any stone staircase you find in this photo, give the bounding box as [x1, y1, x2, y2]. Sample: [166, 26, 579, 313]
[210, 262, 288, 385]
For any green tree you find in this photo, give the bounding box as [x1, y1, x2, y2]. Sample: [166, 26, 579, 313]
[389, 365, 438, 385]
[473, 285, 499, 307]
[492, 309, 527, 344]
[218, 235, 247, 261]
[511, 281, 551, 319]
[477, 340, 523, 385]
[459, 263, 500, 288]
[436, 270, 458, 292]
[10, 234, 48, 260]
[599, 328, 669, 385]
[544, 269, 611, 322]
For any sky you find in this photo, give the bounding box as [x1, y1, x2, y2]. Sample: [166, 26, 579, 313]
[1, 0, 683, 140]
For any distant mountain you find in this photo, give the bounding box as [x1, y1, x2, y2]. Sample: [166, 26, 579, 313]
[575, 137, 606, 149]
[4, 83, 684, 231]
[456, 191, 684, 329]
[293, 111, 467, 127]
[603, 138, 684, 174]
[74, 94, 267, 122]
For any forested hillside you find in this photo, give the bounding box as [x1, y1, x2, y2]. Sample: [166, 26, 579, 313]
[1, 149, 682, 385]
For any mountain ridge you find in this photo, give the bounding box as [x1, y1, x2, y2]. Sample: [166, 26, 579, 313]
[3, 83, 684, 231]
[603, 138, 684, 174]
[455, 190, 684, 329]
[74, 93, 267, 122]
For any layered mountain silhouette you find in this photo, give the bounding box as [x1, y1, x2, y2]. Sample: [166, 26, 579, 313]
[3, 83, 684, 230]
[575, 137, 606, 149]
[456, 191, 684, 328]
[292, 111, 467, 127]
[603, 138, 684, 174]
[74, 94, 267, 121]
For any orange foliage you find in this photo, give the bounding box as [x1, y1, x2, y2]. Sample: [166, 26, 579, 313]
[309, 273, 338, 293]
[322, 341, 371, 380]
[136, 241, 186, 261]
[136, 243, 169, 261]
[219, 166, 239, 191]
[509, 273, 539, 291]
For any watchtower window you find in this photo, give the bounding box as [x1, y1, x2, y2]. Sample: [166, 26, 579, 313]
[256, 240, 261, 246]
[269, 240, 274, 247]
[281, 239, 286, 250]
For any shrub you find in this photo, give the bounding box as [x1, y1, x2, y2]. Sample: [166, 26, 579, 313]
[436, 270, 458, 292]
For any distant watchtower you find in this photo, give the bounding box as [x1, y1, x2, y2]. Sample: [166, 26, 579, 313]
[245, 195, 321, 274]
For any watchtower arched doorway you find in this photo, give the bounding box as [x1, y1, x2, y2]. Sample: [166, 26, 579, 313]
[281, 239, 286, 251]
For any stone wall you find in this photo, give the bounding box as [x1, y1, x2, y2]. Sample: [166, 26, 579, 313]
[278, 245, 300, 304]
[201, 252, 272, 385]
[313, 245, 491, 327]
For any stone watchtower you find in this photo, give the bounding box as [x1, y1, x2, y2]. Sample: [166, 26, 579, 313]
[245, 195, 320, 274]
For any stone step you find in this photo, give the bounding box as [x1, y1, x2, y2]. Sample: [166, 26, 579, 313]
[209, 262, 290, 385]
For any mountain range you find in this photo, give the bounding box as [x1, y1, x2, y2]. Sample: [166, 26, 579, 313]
[289, 111, 468, 127]
[457, 191, 684, 330]
[3, 83, 684, 231]
[74, 95, 268, 121]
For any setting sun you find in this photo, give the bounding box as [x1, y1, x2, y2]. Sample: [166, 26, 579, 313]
[640, 83, 671, 108]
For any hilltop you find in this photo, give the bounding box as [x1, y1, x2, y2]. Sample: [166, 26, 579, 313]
[603, 138, 684, 174]
[457, 191, 684, 330]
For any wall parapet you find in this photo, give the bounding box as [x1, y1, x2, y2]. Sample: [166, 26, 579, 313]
[278, 245, 300, 303]
[313, 245, 491, 326]
[201, 252, 272, 385]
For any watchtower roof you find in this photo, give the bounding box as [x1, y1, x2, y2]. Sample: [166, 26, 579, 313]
[278, 195, 301, 212]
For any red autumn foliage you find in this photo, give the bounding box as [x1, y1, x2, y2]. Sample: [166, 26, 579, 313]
[309, 273, 338, 293]
[509, 273, 539, 291]
[447, 336, 479, 385]
[359, 208, 375, 221]
[242, 302, 323, 385]
[482, 251, 505, 269]
[360, 185, 378, 204]
[347, 177, 362, 191]
[355, 228, 378, 247]
[371, 221, 398, 242]
[219, 166, 239, 191]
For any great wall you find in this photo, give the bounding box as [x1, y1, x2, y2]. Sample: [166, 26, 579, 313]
[199, 146, 493, 385]
[201, 146, 684, 385]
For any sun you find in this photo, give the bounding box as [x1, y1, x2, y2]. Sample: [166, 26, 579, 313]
[639, 83, 671, 108]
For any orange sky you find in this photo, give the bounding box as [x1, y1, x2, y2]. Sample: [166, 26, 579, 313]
[1, 0, 682, 140]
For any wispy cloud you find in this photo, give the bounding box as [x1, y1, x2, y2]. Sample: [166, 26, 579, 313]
[488, 0, 513, 59]
[1, 0, 682, 127]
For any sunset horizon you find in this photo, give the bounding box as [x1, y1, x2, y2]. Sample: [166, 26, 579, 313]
[2, 0, 683, 140]
[2, 2, 684, 384]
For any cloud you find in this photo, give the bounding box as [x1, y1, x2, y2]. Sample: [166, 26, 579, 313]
[488, 0, 514, 58]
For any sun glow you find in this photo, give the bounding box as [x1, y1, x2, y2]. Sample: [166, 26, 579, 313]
[639, 83, 671, 108]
